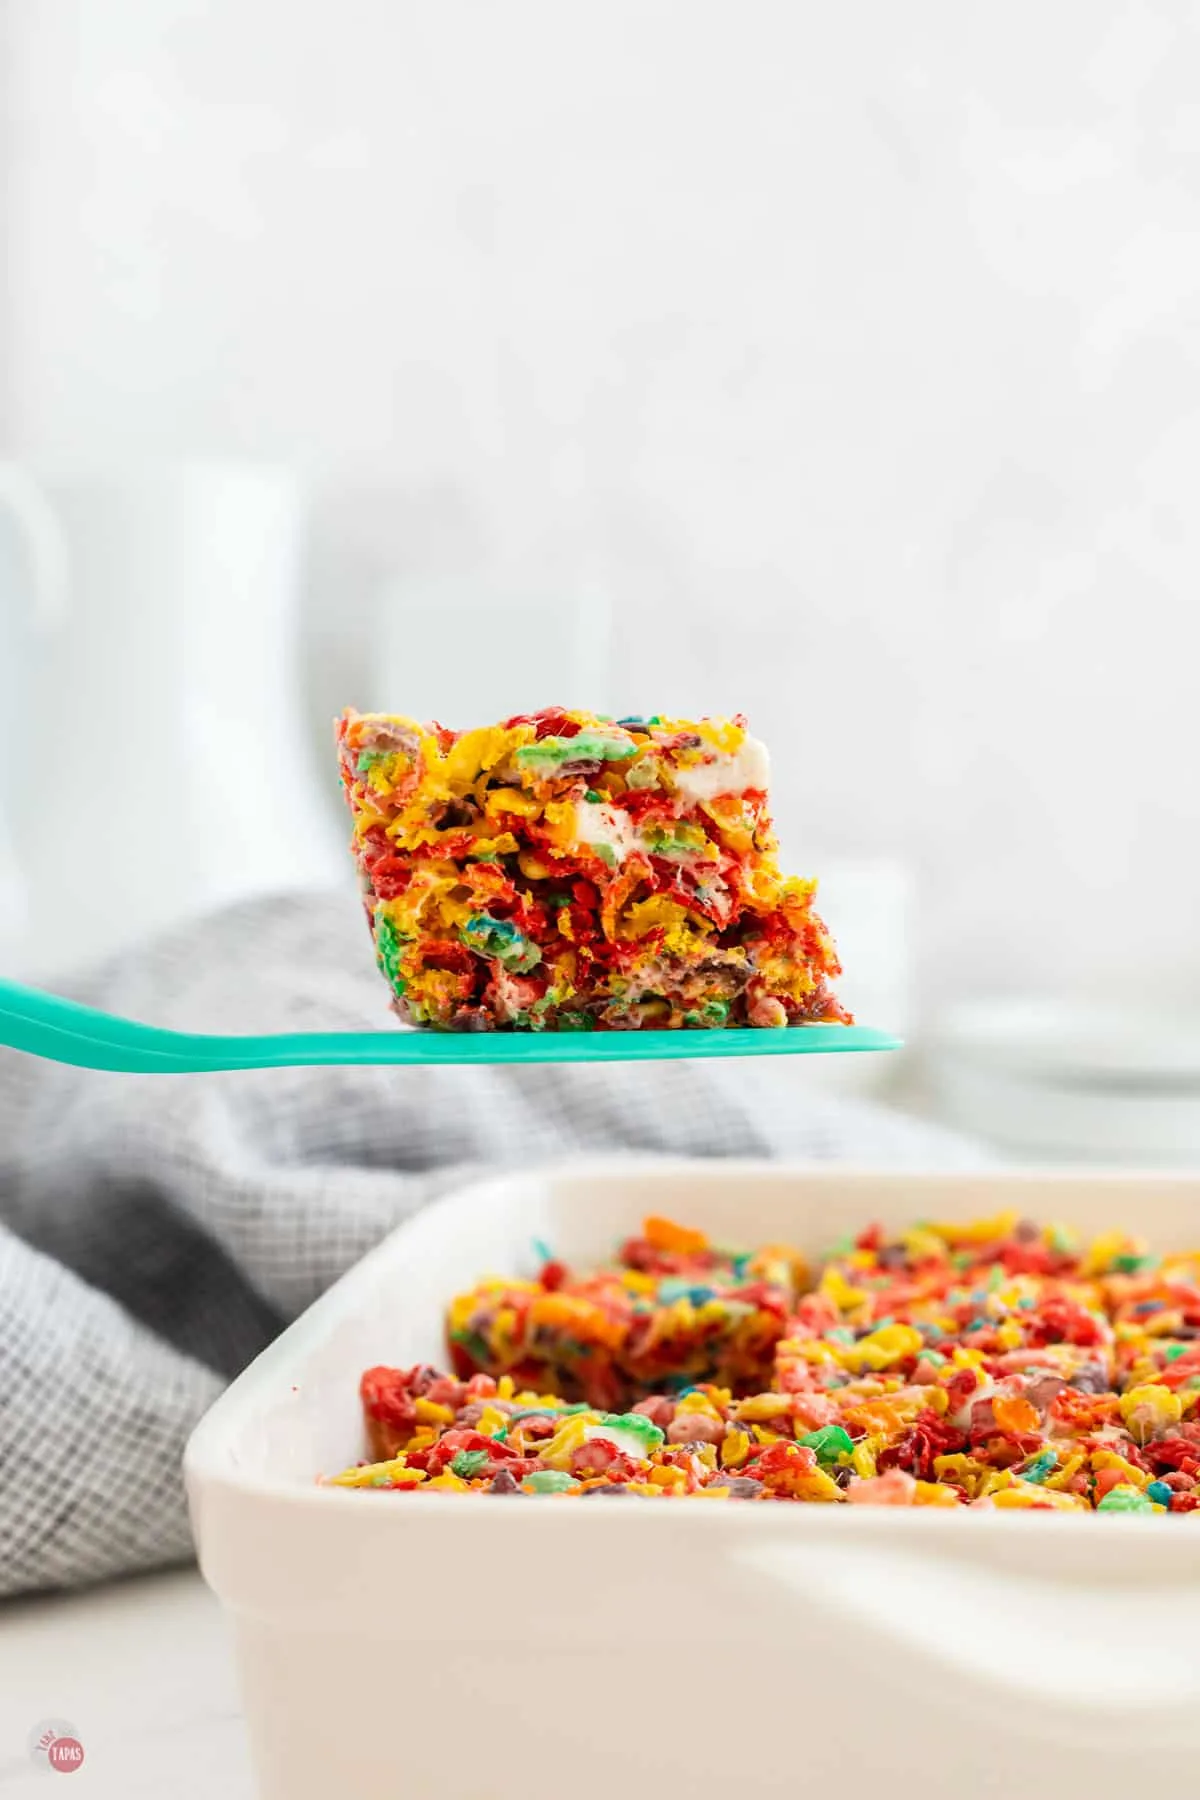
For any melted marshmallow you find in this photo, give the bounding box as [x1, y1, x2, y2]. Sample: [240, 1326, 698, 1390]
[671, 736, 770, 802]
[580, 1420, 656, 1460]
[572, 800, 639, 863]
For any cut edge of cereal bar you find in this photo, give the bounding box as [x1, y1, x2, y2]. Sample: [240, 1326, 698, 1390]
[326, 1214, 1200, 1511]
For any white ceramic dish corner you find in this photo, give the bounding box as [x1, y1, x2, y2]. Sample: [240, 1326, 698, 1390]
[186, 1160, 1200, 1800]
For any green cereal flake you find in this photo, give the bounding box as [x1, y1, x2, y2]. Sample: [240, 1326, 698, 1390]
[509, 1403, 591, 1422]
[597, 1412, 666, 1453]
[1097, 1485, 1154, 1514]
[524, 1470, 576, 1494]
[451, 1329, 491, 1365]
[374, 914, 407, 996]
[516, 732, 638, 773]
[798, 1425, 854, 1467]
[450, 1450, 489, 1479]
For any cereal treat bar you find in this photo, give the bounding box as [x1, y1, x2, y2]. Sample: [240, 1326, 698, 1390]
[335, 707, 847, 1031]
[445, 1215, 809, 1410]
[329, 1214, 1200, 1509]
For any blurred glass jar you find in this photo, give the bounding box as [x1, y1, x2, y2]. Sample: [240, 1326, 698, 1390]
[0, 462, 343, 975]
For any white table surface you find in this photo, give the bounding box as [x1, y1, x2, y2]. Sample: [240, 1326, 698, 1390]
[0, 1568, 253, 1797]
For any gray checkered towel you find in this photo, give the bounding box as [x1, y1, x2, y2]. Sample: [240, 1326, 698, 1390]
[0, 892, 984, 1598]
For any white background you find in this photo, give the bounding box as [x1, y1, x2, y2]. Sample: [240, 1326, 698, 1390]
[2, 0, 1200, 1041]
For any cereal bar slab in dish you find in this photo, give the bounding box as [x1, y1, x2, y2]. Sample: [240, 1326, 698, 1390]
[336, 1209, 1200, 1511]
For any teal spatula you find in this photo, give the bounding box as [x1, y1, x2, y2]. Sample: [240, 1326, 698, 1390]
[0, 976, 900, 1074]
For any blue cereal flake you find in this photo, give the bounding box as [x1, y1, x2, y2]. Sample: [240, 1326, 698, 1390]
[658, 1277, 717, 1306]
[532, 1237, 555, 1267]
[1021, 1451, 1057, 1485]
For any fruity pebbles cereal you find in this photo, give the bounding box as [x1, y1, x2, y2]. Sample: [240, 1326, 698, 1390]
[328, 1212, 1200, 1510]
[335, 707, 846, 1031]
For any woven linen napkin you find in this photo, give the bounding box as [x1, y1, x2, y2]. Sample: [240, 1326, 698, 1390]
[0, 891, 983, 1597]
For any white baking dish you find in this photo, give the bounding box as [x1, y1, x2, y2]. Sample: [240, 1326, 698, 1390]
[185, 1161, 1200, 1800]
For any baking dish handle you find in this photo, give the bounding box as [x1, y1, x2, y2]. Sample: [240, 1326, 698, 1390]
[734, 1528, 1200, 1747]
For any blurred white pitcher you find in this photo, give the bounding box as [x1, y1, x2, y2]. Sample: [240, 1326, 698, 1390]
[0, 462, 342, 974]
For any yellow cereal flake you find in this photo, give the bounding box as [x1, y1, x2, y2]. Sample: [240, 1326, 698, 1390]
[675, 1391, 724, 1420]
[734, 1394, 792, 1424]
[840, 1323, 923, 1374]
[913, 1481, 961, 1508]
[1092, 1448, 1149, 1486]
[819, 1267, 869, 1312]
[328, 1457, 426, 1489]
[413, 1398, 455, 1425]
[851, 1436, 883, 1480]
[721, 1429, 752, 1469]
[990, 1483, 1088, 1512]
[1119, 1384, 1183, 1434]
